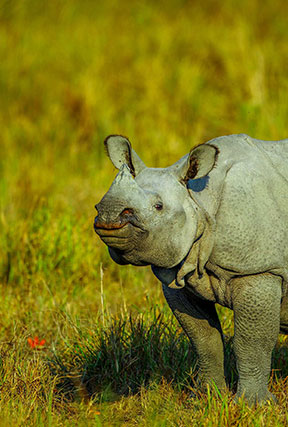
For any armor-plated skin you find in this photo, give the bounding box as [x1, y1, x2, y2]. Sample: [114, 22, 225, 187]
[94, 134, 288, 404]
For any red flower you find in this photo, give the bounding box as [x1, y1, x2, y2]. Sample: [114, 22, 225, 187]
[27, 336, 46, 349]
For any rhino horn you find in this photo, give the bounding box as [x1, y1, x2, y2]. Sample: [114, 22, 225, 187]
[94, 165, 145, 228]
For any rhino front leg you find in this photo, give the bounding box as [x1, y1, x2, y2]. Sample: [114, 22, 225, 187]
[162, 284, 226, 390]
[232, 274, 282, 404]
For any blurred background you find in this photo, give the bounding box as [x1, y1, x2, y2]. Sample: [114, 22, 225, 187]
[1, 0, 288, 322]
[1, 0, 288, 323]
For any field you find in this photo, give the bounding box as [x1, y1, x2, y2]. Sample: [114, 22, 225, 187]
[0, 0, 288, 425]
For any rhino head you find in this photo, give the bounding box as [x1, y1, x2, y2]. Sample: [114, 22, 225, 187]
[94, 135, 217, 270]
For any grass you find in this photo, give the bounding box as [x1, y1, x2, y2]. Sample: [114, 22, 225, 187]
[0, 0, 288, 424]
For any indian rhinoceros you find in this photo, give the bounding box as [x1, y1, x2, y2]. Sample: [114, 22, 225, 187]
[94, 133, 288, 404]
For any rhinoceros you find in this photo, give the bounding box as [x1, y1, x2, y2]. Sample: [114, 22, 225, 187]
[94, 133, 288, 404]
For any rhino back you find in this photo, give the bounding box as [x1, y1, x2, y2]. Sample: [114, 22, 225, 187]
[248, 135, 288, 181]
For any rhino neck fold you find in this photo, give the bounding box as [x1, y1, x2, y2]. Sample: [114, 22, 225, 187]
[171, 198, 215, 289]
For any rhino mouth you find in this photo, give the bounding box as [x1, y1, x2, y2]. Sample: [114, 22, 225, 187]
[94, 216, 147, 250]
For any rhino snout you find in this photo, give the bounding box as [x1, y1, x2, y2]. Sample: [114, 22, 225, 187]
[94, 206, 137, 230]
[94, 201, 147, 250]
[94, 215, 127, 231]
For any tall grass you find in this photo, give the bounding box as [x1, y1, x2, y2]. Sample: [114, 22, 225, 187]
[0, 0, 288, 424]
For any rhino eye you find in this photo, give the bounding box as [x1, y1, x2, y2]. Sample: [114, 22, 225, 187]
[154, 202, 163, 211]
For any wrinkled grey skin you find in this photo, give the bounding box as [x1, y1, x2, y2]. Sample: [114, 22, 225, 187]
[94, 133, 288, 405]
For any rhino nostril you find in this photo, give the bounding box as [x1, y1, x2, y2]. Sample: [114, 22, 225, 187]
[120, 208, 134, 216]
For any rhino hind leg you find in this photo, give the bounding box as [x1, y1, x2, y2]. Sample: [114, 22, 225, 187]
[232, 274, 282, 405]
[162, 284, 226, 391]
[280, 295, 288, 334]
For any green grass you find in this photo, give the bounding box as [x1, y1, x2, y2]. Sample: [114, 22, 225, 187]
[0, 0, 288, 424]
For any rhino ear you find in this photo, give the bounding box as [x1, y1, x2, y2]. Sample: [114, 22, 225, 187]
[104, 135, 146, 176]
[170, 144, 218, 183]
